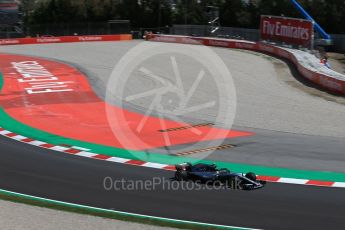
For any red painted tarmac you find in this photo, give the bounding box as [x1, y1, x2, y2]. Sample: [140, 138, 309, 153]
[0, 53, 253, 150]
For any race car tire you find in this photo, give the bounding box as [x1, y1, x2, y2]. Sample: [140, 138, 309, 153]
[175, 171, 189, 181]
[245, 172, 257, 181]
[185, 163, 192, 171]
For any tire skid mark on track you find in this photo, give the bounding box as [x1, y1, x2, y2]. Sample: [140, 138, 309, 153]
[1, 126, 345, 189]
[171, 144, 234, 156]
[158, 123, 214, 133]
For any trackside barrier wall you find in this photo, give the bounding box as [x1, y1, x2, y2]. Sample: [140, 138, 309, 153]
[0, 34, 132, 46]
[147, 34, 345, 95]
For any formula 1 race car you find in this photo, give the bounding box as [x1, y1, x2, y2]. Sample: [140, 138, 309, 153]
[174, 163, 266, 190]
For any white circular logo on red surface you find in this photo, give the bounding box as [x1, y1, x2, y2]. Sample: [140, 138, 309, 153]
[105, 39, 236, 162]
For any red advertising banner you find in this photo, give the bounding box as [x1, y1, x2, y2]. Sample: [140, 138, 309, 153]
[0, 3, 19, 10]
[0, 34, 132, 46]
[260, 15, 313, 47]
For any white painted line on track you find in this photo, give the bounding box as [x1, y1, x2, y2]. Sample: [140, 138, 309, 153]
[29, 140, 47, 146]
[75, 151, 97, 158]
[142, 162, 168, 169]
[333, 182, 345, 188]
[12, 135, 27, 140]
[72, 146, 91, 151]
[106, 157, 130, 163]
[50, 146, 70, 151]
[278, 178, 309, 184]
[0, 130, 11, 135]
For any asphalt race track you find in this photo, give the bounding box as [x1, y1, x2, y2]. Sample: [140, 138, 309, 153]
[1, 135, 345, 230]
[1, 41, 345, 229]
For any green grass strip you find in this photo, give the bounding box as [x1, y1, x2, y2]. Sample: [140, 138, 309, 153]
[1, 72, 345, 182]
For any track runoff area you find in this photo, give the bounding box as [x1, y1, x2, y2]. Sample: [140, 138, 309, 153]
[0, 35, 345, 229]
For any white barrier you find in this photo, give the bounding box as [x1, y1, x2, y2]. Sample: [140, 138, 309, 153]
[147, 34, 345, 94]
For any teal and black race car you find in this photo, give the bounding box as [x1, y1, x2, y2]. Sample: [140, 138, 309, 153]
[174, 163, 266, 190]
